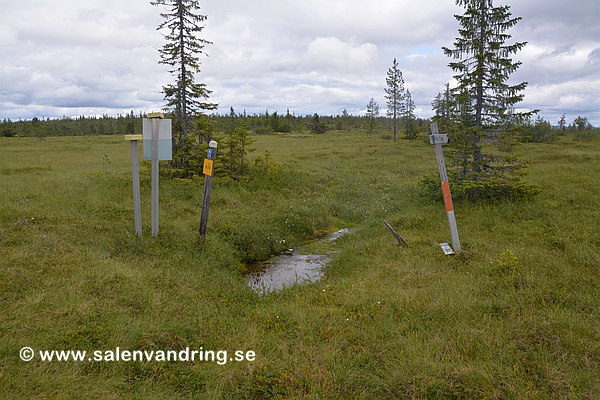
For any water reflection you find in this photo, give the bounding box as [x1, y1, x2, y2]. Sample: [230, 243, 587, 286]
[246, 228, 350, 295]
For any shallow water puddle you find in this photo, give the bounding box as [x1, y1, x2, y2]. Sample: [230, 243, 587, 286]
[246, 228, 350, 295]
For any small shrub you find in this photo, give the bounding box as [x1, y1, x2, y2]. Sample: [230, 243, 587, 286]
[310, 114, 327, 134]
[572, 130, 596, 141]
[252, 150, 280, 176]
[493, 249, 527, 288]
[164, 136, 206, 179]
[253, 126, 273, 135]
[221, 124, 255, 179]
[520, 117, 560, 143]
[418, 169, 540, 202]
[495, 249, 519, 275]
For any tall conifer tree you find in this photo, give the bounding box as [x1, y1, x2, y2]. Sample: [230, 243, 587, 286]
[366, 98, 379, 135]
[384, 58, 405, 142]
[152, 0, 217, 168]
[404, 89, 416, 139]
[441, 0, 536, 199]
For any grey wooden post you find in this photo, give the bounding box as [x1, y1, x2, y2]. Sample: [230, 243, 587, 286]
[125, 134, 143, 236]
[430, 122, 461, 252]
[199, 140, 218, 241]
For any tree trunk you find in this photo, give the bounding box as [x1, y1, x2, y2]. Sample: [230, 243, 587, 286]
[472, 0, 487, 174]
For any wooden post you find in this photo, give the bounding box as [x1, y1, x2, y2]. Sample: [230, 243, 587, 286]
[125, 134, 143, 236]
[199, 140, 218, 241]
[430, 122, 461, 253]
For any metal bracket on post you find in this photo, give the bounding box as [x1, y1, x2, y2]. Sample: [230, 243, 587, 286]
[430, 122, 461, 254]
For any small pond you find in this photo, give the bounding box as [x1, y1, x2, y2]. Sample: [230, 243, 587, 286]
[246, 228, 350, 295]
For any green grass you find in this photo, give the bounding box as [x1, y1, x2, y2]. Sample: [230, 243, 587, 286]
[1, 132, 599, 398]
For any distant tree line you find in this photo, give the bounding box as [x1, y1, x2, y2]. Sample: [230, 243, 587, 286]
[0, 112, 143, 138]
[1, 110, 595, 141]
[518, 114, 598, 142]
[0, 109, 434, 139]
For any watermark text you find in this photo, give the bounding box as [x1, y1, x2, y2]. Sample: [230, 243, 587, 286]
[20, 346, 255, 366]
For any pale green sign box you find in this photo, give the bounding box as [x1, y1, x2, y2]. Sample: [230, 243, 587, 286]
[142, 118, 172, 161]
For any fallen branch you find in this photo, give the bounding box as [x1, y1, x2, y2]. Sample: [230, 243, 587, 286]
[384, 220, 408, 247]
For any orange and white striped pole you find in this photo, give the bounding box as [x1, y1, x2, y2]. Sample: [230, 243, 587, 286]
[430, 122, 461, 253]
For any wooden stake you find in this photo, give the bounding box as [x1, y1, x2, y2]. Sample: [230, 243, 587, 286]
[199, 140, 218, 241]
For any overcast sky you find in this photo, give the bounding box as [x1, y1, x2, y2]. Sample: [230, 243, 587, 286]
[1, 0, 599, 126]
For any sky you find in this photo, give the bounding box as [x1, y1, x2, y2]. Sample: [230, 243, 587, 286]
[1, 0, 599, 126]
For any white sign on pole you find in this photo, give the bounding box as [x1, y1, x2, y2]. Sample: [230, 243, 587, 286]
[142, 115, 172, 237]
[142, 119, 172, 161]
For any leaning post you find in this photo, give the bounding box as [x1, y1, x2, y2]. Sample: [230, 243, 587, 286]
[430, 122, 461, 253]
[199, 140, 218, 241]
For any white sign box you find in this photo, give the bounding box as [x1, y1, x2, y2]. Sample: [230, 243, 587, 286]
[142, 118, 172, 161]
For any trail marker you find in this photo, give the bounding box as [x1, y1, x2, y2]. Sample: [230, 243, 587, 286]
[199, 140, 218, 241]
[202, 158, 214, 176]
[430, 122, 461, 253]
[125, 134, 143, 236]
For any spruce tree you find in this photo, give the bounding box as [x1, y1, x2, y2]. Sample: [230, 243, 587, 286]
[366, 98, 379, 135]
[558, 114, 566, 132]
[341, 109, 350, 131]
[384, 58, 405, 142]
[441, 0, 537, 199]
[310, 113, 326, 134]
[151, 0, 217, 169]
[222, 124, 255, 179]
[432, 83, 452, 133]
[404, 89, 416, 139]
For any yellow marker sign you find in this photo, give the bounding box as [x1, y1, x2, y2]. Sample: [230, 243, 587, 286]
[203, 158, 214, 176]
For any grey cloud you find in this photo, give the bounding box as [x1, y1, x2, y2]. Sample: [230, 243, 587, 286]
[586, 48, 600, 68]
[0, 0, 598, 126]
